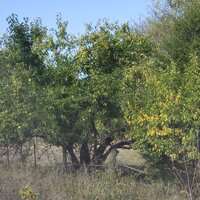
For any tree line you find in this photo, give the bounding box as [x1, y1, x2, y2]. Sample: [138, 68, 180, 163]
[0, 0, 199, 177]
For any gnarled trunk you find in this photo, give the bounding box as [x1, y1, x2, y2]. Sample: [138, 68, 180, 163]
[92, 138, 133, 165]
[92, 137, 113, 164]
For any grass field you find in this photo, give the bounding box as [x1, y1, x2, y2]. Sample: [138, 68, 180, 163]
[0, 163, 187, 200]
[0, 141, 189, 200]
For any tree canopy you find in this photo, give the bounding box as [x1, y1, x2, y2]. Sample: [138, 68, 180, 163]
[0, 0, 199, 175]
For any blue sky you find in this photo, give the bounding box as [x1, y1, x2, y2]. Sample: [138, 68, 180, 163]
[1, 0, 154, 36]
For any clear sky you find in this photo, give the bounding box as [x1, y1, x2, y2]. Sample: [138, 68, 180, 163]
[0, 0, 154, 37]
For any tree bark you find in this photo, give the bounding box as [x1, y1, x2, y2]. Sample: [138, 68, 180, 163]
[19, 143, 24, 162]
[62, 145, 67, 172]
[6, 144, 10, 168]
[108, 148, 119, 168]
[92, 139, 133, 164]
[80, 140, 90, 165]
[91, 116, 99, 157]
[33, 137, 37, 167]
[196, 128, 200, 168]
[92, 137, 113, 164]
[66, 143, 79, 169]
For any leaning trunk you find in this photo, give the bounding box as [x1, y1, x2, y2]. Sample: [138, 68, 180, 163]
[92, 139, 133, 165]
[92, 137, 113, 165]
[107, 148, 119, 168]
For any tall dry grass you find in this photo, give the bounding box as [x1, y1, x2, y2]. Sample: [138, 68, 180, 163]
[0, 163, 187, 200]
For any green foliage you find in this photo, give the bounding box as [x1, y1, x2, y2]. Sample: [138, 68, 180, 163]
[122, 53, 200, 163]
[76, 20, 153, 139]
[3, 14, 47, 84]
[0, 16, 56, 148]
[117, 0, 200, 168]
[146, 0, 200, 66]
[165, 0, 200, 65]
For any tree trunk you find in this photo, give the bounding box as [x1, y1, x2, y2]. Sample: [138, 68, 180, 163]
[79, 140, 90, 173]
[196, 128, 200, 168]
[19, 143, 24, 162]
[92, 137, 113, 164]
[92, 139, 133, 165]
[6, 144, 10, 168]
[91, 117, 98, 157]
[66, 143, 79, 169]
[108, 148, 119, 167]
[33, 137, 37, 167]
[62, 145, 67, 172]
[80, 140, 90, 165]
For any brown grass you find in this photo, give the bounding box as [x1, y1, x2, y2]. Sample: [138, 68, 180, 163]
[0, 163, 187, 200]
[0, 140, 189, 200]
[116, 149, 146, 166]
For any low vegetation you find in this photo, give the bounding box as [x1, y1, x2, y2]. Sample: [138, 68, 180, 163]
[0, 163, 187, 200]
